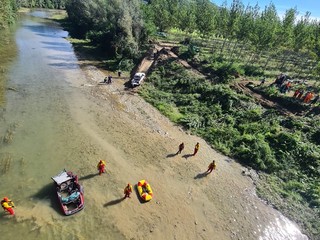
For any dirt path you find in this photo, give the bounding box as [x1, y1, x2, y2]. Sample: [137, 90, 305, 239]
[71, 60, 307, 240]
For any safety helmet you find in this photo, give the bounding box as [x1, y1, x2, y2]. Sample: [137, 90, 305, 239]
[3, 197, 9, 201]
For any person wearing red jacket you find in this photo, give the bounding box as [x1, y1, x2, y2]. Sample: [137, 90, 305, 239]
[124, 184, 133, 199]
[193, 142, 200, 156]
[1, 197, 15, 215]
[97, 160, 106, 175]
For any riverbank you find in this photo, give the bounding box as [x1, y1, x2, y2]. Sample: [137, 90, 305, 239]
[65, 55, 308, 239]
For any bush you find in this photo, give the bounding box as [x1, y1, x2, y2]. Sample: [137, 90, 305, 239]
[242, 64, 264, 76]
[232, 134, 278, 172]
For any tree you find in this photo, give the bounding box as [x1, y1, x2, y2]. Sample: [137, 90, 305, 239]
[65, 0, 145, 58]
[250, 3, 280, 51]
[275, 8, 297, 49]
[194, 0, 216, 36]
[293, 12, 312, 52]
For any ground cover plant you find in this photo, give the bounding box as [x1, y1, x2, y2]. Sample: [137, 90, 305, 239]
[139, 59, 320, 238]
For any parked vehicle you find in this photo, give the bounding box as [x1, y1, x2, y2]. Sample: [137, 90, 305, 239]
[131, 72, 146, 87]
[51, 170, 84, 216]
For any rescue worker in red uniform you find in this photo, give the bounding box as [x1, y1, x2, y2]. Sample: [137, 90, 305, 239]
[1, 197, 15, 215]
[206, 160, 217, 174]
[193, 142, 200, 156]
[97, 160, 106, 175]
[124, 183, 133, 199]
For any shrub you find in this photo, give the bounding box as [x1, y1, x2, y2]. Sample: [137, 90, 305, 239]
[242, 64, 264, 76]
[232, 134, 278, 172]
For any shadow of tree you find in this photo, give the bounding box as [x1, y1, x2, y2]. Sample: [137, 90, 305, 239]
[104, 198, 125, 207]
[194, 172, 209, 179]
[79, 173, 99, 181]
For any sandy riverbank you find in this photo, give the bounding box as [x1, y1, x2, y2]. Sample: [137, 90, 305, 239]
[66, 60, 307, 240]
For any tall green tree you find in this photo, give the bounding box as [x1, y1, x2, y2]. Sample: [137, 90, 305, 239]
[251, 3, 280, 51]
[275, 8, 297, 49]
[65, 0, 145, 58]
[194, 0, 216, 36]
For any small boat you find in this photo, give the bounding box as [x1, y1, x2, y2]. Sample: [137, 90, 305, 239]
[51, 170, 84, 215]
[137, 180, 153, 201]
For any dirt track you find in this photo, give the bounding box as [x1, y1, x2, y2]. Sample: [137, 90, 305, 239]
[70, 61, 307, 240]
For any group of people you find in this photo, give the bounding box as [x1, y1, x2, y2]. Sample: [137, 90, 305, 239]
[103, 75, 113, 84]
[293, 89, 319, 104]
[273, 73, 292, 94]
[103, 71, 122, 84]
[177, 142, 200, 156]
[96, 160, 133, 199]
[272, 73, 319, 104]
[177, 142, 216, 175]
[96, 141, 216, 201]
[2, 141, 215, 216]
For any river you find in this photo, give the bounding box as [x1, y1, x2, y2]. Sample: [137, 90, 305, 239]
[0, 10, 125, 240]
[0, 9, 309, 240]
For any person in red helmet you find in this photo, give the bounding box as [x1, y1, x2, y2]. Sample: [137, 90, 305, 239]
[124, 183, 133, 199]
[1, 197, 15, 215]
[97, 160, 106, 175]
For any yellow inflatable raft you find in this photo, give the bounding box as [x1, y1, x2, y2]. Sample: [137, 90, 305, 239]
[137, 180, 153, 201]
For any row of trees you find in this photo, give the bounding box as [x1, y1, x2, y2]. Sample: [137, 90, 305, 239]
[17, 0, 66, 9]
[145, 0, 320, 58]
[8, 0, 320, 69]
[3, 0, 320, 65]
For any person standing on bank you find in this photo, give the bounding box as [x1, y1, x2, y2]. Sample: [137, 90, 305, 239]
[124, 183, 133, 199]
[1, 197, 15, 215]
[97, 160, 106, 175]
[193, 142, 200, 156]
[177, 142, 184, 154]
[206, 160, 216, 174]
[107, 75, 112, 84]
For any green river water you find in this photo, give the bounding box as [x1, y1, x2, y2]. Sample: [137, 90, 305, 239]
[0, 10, 125, 240]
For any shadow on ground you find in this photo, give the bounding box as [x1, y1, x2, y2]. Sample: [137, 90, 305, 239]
[194, 172, 209, 179]
[166, 153, 177, 158]
[182, 154, 194, 159]
[79, 173, 99, 181]
[32, 183, 63, 215]
[104, 198, 125, 207]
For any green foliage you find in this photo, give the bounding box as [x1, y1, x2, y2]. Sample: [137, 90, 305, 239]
[0, 0, 18, 29]
[65, 0, 145, 58]
[263, 85, 281, 97]
[140, 60, 320, 238]
[310, 128, 320, 145]
[19, 0, 66, 9]
[232, 134, 278, 171]
[242, 64, 264, 76]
